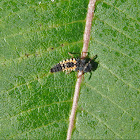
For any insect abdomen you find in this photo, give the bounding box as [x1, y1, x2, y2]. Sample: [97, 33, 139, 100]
[50, 58, 78, 73]
[50, 63, 62, 73]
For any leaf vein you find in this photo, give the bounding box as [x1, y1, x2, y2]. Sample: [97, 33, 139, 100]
[84, 82, 139, 121]
[80, 108, 123, 139]
[8, 118, 68, 139]
[96, 18, 138, 44]
[103, 1, 140, 23]
[0, 20, 85, 40]
[1, 100, 72, 121]
[93, 38, 140, 64]
[100, 63, 140, 92]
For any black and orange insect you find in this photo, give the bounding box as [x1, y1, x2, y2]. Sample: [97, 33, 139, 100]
[50, 52, 97, 75]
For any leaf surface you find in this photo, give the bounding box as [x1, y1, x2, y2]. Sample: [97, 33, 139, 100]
[72, 0, 140, 139]
[0, 0, 139, 139]
[0, 0, 88, 139]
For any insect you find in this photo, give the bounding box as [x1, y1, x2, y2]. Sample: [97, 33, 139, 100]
[50, 52, 97, 75]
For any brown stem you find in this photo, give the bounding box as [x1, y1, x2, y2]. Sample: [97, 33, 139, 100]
[66, 0, 96, 140]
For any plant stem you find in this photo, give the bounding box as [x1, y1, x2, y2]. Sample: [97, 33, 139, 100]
[66, 0, 96, 140]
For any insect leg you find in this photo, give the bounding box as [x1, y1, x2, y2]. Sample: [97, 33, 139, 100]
[68, 52, 89, 59]
[66, 70, 72, 74]
[90, 55, 97, 61]
[88, 72, 92, 80]
[68, 52, 80, 58]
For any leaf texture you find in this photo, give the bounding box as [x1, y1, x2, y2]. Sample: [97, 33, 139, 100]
[72, 0, 140, 139]
[0, 0, 140, 139]
[0, 0, 88, 139]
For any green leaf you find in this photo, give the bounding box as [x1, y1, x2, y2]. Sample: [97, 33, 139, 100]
[72, 0, 140, 139]
[0, 0, 88, 139]
[0, 0, 139, 140]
